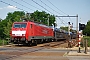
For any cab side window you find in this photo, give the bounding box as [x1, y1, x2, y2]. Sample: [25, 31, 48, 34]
[30, 24, 32, 28]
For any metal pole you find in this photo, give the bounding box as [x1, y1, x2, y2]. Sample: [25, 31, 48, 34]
[48, 15, 49, 26]
[78, 31, 81, 53]
[68, 24, 70, 48]
[76, 14, 78, 44]
[55, 15, 78, 32]
[85, 39, 87, 54]
[76, 14, 78, 32]
[82, 38, 84, 48]
[68, 23, 72, 48]
[68, 25, 70, 36]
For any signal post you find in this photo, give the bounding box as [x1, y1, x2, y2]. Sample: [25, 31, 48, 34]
[78, 31, 82, 53]
[78, 23, 85, 53]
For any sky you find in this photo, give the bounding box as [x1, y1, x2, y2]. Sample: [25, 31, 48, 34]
[0, 0, 90, 29]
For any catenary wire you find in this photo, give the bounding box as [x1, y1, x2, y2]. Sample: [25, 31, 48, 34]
[0, 0, 69, 26]
[31, 0, 54, 15]
[39, 0, 63, 15]
[39, 0, 68, 26]
[21, 0, 42, 11]
[47, 0, 68, 15]
[47, 0, 72, 24]
[0, 0, 28, 12]
[58, 17, 67, 26]
[31, 0, 66, 26]
[10, 0, 34, 11]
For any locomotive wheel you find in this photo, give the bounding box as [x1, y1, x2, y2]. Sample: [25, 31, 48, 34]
[34, 40, 37, 46]
[41, 39, 44, 43]
[27, 41, 32, 46]
[55, 39, 57, 42]
[31, 40, 37, 46]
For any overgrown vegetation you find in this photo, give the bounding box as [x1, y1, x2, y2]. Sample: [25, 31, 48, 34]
[0, 40, 9, 46]
[83, 36, 90, 47]
[83, 20, 90, 36]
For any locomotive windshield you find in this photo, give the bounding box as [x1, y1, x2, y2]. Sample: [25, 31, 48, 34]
[13, 23, 27, 28]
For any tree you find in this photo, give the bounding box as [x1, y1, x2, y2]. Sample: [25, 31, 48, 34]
[0, 10, 55, 39]
[30, 10, 55, 26]
[60, 26, 76, 33]
[3, 20, 12, 38]
[60, 26, 68, 31]
[0, 11, 25, 39]
[0, 19, 8, 39]
[83, 20, 90, 36]
[6, 11, 25, 22]
[0, 18, 2, 22]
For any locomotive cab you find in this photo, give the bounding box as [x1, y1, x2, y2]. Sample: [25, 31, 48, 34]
[12, 22, 27, 36]
[10, 22, 27, 43]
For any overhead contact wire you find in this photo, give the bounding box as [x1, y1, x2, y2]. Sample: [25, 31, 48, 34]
[31, 0, 54, 15]
[11, 0, 34, 11]
[21, 0, 42, 11]
[0, 0, 28, 12]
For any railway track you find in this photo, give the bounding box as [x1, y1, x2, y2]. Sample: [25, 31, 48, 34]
[6, 38, 77, 48]
[0, 39, 77, 60]
[8, 39, 67, 48]
[36, 40, 67, 48]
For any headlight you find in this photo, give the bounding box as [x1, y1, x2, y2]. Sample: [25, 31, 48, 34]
[22, 34, 25, 36]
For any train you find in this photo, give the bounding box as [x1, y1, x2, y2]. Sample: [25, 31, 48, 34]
[10, 21, 76, 45]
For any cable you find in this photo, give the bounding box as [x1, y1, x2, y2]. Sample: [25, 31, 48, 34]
[31, 0, 54, 15]
[21, 0, 42, 11]
[47, 0, 73, 25]
[32, 0, 66, 26]
[47, 0, 68, 15]
[0, 0, 28, 12]
[58, 17, 67, 26]
[0, 0, 71, 27]
[39, 0, 62, 15]
[11, 0, 34, 11]
[32, 0, 67, 27]
[39, 0, 68, 26]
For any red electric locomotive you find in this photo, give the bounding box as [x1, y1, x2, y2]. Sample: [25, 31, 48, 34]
[10, 21, 54, 45]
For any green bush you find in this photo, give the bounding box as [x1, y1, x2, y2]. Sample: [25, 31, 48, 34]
[83, 36, 90, 47]
[0, 40, 9, 46]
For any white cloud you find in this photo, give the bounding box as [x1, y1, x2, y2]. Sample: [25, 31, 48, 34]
[0, 6, 17, 10]
[7, 6, 17, 10]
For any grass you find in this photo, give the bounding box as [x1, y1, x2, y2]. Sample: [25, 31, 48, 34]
[83, 36, 90, 47]
[0, 39, 9, 46]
